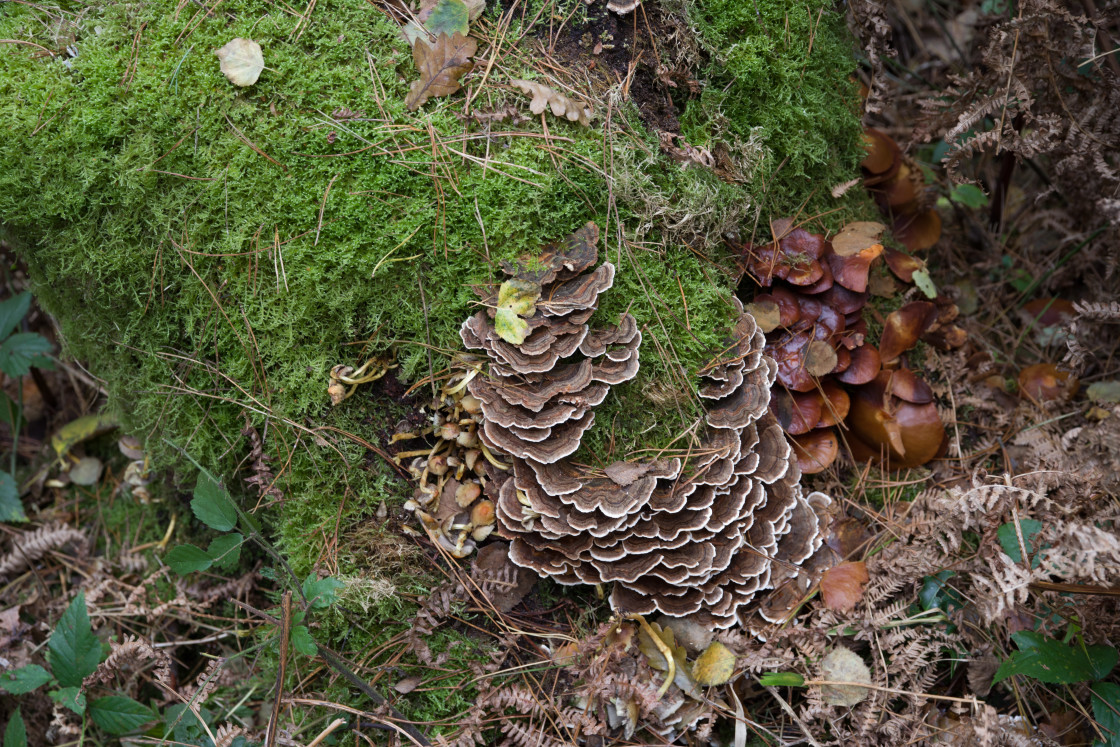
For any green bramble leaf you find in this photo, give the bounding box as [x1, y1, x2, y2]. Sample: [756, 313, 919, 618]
[0, 292, 31, 342]
[191, 470, 237, 531]
[166, 544, 214, 575]
[997, 519, 1045, 568]
[0, 664, 52, 695]
[0, 471, 26, 523]
[50, 686, 86, 715]
[1091, 682, 1120, 747]
[89, 695, 155, 734]
[302, 575, 344, 610]
[290, 625, 317, 657]
[207, 532, 244, 571]
[949, 183, 989, 208]
[48, 593, 101, 688]
[3, 707, 27, 747]
[0, 332, 53, 378]
[993, 631, 1118, 685]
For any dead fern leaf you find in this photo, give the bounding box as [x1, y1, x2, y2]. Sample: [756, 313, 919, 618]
[406, 32, 476, 111]
[509, 79, 592, 126]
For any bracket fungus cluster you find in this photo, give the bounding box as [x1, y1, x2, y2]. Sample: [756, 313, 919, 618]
[459, 223, 834, 631]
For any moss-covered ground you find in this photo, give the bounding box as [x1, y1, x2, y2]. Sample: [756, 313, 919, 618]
[0, 0, 871, 726]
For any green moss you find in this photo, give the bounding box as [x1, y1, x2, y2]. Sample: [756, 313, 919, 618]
[0, 0, 870, 581]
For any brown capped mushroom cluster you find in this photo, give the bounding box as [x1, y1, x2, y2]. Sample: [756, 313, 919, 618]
[862, 128, 942, 252]
[729, 218, 964, 472]
[461, 223, 833, 630]
[726, 219, 885, 473]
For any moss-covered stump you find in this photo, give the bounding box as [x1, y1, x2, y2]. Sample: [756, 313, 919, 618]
[0, 0, 867, 577]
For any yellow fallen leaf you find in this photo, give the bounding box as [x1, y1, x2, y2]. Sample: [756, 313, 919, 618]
[493, 278, 540, 345]
[51, 413, 118, 461]
[692, 641, 735, 686]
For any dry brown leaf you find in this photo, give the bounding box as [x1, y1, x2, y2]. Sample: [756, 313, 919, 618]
[406, 32, 476, 111]
[831, 221, 885, 257]
[819, 560, 869, 612]
[804, 339, 838, 377]
[509, 79, 592, 126]
[394, 675, 423, 693]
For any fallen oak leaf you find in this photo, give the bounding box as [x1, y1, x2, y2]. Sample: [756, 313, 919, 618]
[819, 560, 869, 612]
[406, 32, 477, 111]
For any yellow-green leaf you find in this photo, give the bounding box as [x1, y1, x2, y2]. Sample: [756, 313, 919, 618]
[692, 641, 735, 686]
[493, 279, 540, 345]
[51, 413, 118, 461]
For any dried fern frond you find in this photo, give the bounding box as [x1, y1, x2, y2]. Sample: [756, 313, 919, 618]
[0, 522, 86, 577]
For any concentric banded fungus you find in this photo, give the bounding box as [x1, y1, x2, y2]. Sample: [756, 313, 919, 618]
[463, 223, 833, 630]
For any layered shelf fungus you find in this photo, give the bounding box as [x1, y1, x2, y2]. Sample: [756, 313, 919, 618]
[458, 222, 835, 633]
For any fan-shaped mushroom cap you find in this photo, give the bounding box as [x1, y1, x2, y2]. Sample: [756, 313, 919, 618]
[464, 224, 830, 632]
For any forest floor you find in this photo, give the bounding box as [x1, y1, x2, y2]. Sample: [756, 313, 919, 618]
[2, 0, 1120, 745]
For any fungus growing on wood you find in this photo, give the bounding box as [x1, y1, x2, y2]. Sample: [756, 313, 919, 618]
[463, 223, 833, 630]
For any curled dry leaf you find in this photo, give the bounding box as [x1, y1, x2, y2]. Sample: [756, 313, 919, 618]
[692, 641, 736, 686]
[215, 38, 264, 87]
[820, 647, 872, 706]
[509, 79, 592, 126]
[406, 32, 477, 111]
[819, 561, 869, 612]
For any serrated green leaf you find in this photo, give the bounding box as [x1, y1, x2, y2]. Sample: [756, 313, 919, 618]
[191, 470, 237, 531]
[207, 532, 244, 571]
[3, 706, 27, 747]
[425, 0, 469, 36]
[0, 471, 26, 523]
[0, 664, 52, 694]
[912, 269, 937, 299]
[89, 695, 155, 734]
[758, 672, 806, 687]
[0, 292, 31, 342]
[1092, 682, 1120, 747]
[950, 183, 989, 208]
[993, 631, 1118, 685]
[0, 333, 53, 378]
[997, 519, 1044, 568]
[48, 593, 101, 687]
[50, 686, 86, 715]
[290, 625, 317, 657]
[302, 575, 344, 610]
[166, 544, 214, 575]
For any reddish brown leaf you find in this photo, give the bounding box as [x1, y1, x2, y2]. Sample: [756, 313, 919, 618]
[820, 561, 870, 612]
